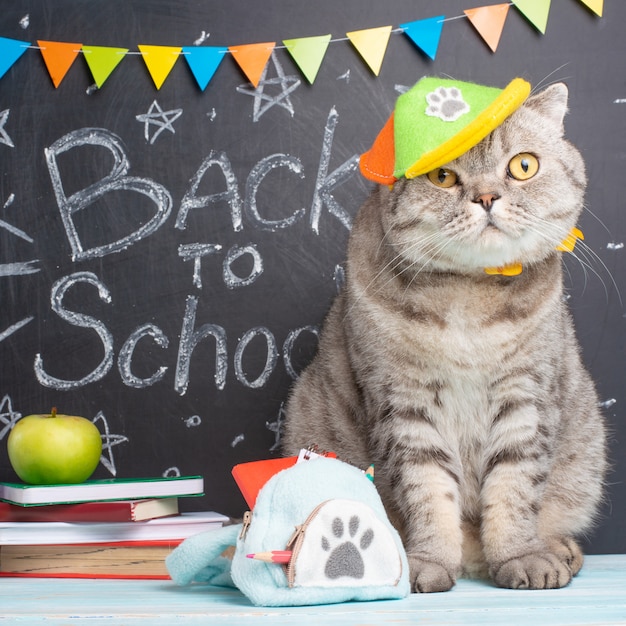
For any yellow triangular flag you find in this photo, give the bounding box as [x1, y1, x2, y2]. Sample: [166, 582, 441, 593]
[229, 42, 275, 88]
[346, 26, 392, 76]
[38, 40, 82, 87]
[578, 0, 603, 16]
[464, 4, 510, 52]
[283, 34, 331, 84]
[138, 45, 182, 89]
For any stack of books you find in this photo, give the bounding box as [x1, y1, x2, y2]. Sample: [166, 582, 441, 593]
[0, 476, 228, 579]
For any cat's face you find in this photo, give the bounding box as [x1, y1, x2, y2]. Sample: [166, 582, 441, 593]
[384, 83, 587, 273]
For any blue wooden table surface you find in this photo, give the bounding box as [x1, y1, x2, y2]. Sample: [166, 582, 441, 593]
[0, 554, 624, 624]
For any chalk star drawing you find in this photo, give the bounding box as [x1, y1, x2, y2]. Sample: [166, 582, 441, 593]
[92, 410, 129, 476]
[0, 395, 21, 440]
[135, 100, 183, 144]
[0, 193, 38, 342]
[0, 109, 14, 148]
[236, 51, 300, 122]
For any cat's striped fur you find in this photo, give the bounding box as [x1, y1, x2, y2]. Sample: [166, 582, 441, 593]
[282, 84, 606, 592]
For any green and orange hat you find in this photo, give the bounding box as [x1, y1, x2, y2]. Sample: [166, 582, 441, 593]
[359, 77, 531, 185]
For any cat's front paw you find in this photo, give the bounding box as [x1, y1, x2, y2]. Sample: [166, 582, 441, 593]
[407, 556, 455, 593]
[492, 553, 572, 589]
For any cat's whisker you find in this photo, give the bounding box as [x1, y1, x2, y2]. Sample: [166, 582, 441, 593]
[526, 217, 621, 305]
[531, 64, 571, 94]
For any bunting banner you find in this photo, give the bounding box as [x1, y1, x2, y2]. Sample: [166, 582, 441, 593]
[0, 1, 604, 91]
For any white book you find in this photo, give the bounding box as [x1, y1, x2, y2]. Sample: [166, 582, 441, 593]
[0, 511, 229, 545]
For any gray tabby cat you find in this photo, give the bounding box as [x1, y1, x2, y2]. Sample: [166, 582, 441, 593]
[282, 81, 606, 592]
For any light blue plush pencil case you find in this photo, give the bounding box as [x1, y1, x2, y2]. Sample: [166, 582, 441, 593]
[166, 456, 410, 607]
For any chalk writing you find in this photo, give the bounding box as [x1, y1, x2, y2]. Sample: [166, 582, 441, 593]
[223, 243, 263, 289]
[118, 324, 170, 388]
[178, 243, 223, 289]
[310, 107, 359, 234]
[234, 327, 279, 388]
[176, 150, 243, 232]
[34, 272, 114, 390]
[45, 128, 172, 261]
[245, 154, 306, 231]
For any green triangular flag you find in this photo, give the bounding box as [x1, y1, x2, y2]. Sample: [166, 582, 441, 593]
[82, 45, 128, 88]
[283, 34, 331, 84]
[512, 0, 552, 34]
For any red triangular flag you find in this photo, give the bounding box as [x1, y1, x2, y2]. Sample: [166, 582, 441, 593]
[464, 4, 510, 52]
[38, 40, 82, 87]
[228, 42, 275, 88]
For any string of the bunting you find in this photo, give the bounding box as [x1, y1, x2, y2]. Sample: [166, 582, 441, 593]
[0, 0, 603, 91]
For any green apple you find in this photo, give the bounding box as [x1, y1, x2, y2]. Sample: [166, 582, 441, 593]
[7, 408, 102, 484]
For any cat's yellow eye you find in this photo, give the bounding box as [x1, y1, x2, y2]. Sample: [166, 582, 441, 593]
[507, 153, 539, 181]
[426, 168, 458, 188]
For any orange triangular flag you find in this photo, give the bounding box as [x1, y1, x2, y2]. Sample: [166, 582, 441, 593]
[346, 26, 392, 76]
[578, 0, 603, 16]
[229, 42, 275, 88]
[138, 45, 182, 89]
[37, 40, 82, 87]
[464, 4, 510, 52]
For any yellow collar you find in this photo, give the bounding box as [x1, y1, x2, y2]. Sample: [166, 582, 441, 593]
[484, 227, 583, 276]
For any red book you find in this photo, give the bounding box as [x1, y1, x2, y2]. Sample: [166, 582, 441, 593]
[0, 498, 179, 523]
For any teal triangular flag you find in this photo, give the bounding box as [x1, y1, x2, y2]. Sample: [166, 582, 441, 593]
[182, 46, 227, 91]
[0, 37, 30, 80]
[400, 16, 445, 61]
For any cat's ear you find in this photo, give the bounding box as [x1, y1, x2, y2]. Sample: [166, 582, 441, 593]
[525, 83, 569, 131]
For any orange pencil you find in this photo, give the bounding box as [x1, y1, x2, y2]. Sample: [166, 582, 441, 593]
[246, 550, 292, 564]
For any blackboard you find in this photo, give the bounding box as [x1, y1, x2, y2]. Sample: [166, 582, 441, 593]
[0, 0, 623, 554]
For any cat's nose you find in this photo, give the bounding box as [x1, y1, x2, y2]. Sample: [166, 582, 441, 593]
[473, 192, 500, 210]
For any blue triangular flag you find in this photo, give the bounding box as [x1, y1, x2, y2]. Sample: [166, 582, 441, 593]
[400, 16, 445, 61]
[182, 46, 227, 91]
[0, 37, 30, 80]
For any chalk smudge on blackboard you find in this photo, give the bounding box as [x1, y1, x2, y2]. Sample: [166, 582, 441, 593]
[231, 433, 245, 447]
[184, 415, 202, 428]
